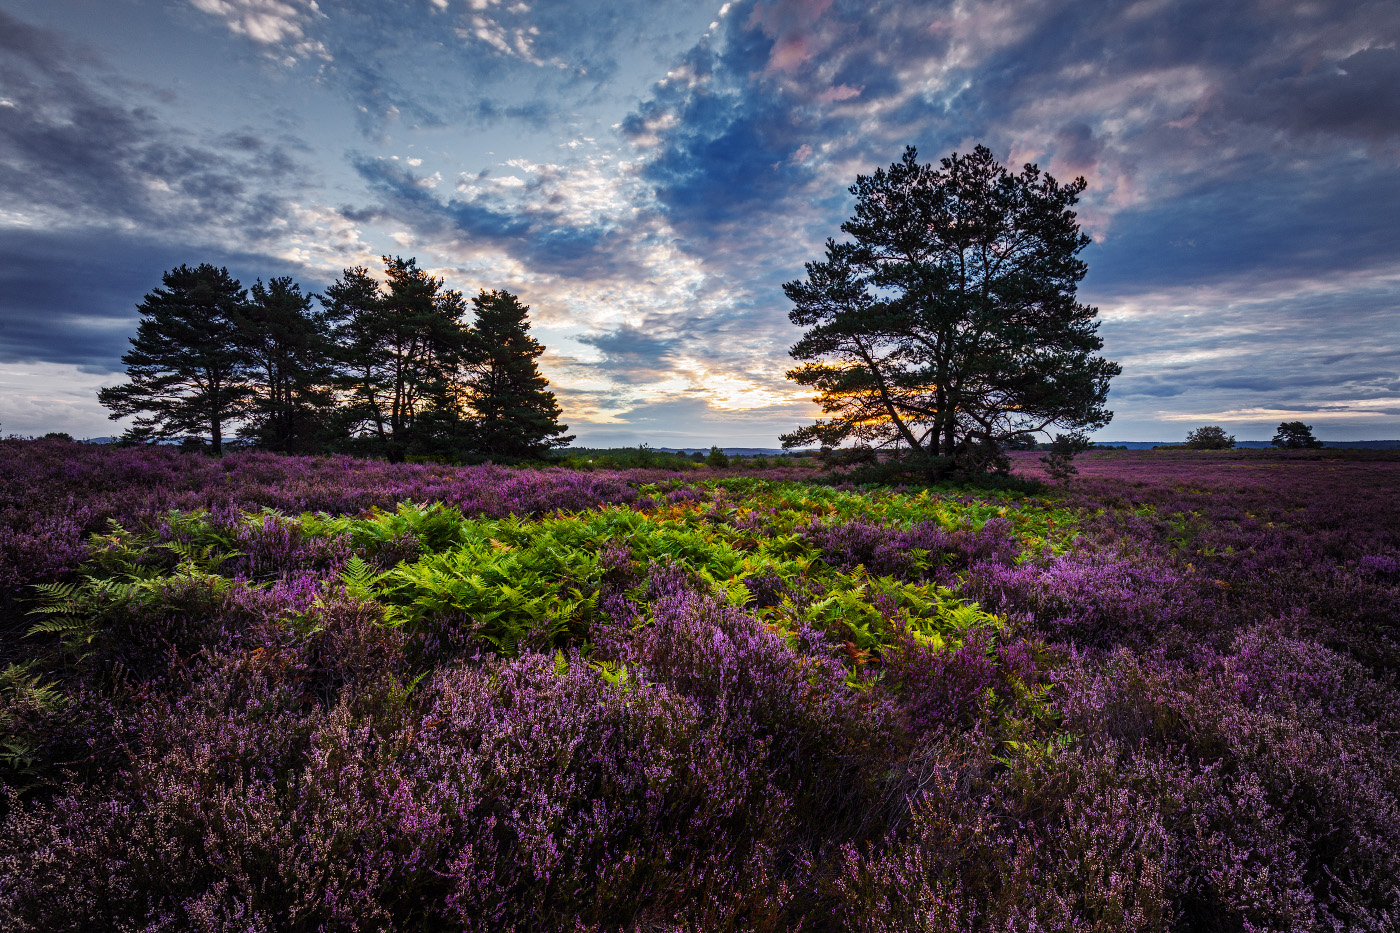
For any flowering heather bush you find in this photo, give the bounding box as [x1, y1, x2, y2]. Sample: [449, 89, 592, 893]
[0, 441, 1397, 929]
[0, 438, 647, 611]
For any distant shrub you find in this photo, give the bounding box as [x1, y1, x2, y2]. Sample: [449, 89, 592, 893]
[560, 445, 697, 470]
[1184, 425, 1235, 449]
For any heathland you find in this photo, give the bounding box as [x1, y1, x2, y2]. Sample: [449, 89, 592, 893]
[1, 439, 1397, 930]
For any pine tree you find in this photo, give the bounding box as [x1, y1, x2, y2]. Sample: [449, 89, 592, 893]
[235, 277, 334, 453]
[782, 145, 1119, 478]
[1184, 425, 1235, 449]
[98, 264, 251, 455]
[1272, 421, 1323, 449]
[321, 257, 469, 460]
[465, 290, 572, 458]
[321, 265, 388, 442]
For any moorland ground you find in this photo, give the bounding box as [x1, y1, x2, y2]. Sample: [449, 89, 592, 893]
[1, 439, 1397, 931]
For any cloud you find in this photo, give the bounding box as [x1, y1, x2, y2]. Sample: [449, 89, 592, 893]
[187, 0, 331, 63]
[602, 0, 1400, 441]
[0, 10, 312, 247]
[7, 0, 1400, 444]
[0, 361, 132, 438]
[625, 0, 1400, 255]
[180, 0, 721, 139]
[1159, 404, 1400, 423]
[576, 324, 681, 385]
[456, 4, 555, 68]
[1092, 271, 1400, 440]
[350, 152, 650, 280]
[567, 394, 819, 448]
[0, 228, 334, 371]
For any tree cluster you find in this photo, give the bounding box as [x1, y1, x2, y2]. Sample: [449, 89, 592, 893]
[781, 145, 1119, 479]
[99, 259, 572, 460]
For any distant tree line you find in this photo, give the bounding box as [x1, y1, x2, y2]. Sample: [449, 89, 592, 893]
[99, 259, 572, 460]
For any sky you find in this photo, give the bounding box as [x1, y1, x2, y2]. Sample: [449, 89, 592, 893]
[1, 0, 1398, 445]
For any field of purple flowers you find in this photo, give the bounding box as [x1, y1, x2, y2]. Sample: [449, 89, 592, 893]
[1, 438, 1397, 931]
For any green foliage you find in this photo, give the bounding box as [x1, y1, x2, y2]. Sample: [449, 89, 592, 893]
[28, 513, 241, 661]
[372, 541, 600, 653]
[338, 554, 381, 603]
[293, 481, 1066, 665]
[560, 445, 699, 471]
[317, 501, 468, 556]
[0, 661, 68, 786]
[706, 446, 730, 469]
[795, 573, 999, 680]
[27, 478, 1072, 684]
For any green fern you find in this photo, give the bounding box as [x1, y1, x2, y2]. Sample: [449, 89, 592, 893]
[339, 554, 382, 601]
[0, 661, 69, 785]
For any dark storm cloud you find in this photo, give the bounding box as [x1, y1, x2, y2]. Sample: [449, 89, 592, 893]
[1083, 160, 1400, 292]
[620, 10, 855, 243]
[0, 10, 343, 387]
[621, 1, 959, 247]
[0, 229, 324, 370]
[0, 10, 307, 241]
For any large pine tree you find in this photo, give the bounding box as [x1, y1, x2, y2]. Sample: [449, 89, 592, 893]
[321, 257, 469, 460]
[782, 145, 1119, 477]
[98, 264, 251, 455]
[235, 276, 334, 453]
[464, 290, 572, 458]
[320, 265, 388, 442]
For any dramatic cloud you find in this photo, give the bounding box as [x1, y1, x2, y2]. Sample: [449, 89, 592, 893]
[2, 0, 1398, 441]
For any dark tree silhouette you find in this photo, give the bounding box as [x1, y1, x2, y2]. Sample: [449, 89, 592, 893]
[321, 265, 387, 442]
[1184, 425, 1235, 449]
[781, 145, 1119, 478]
[101, 257, 575, 462]
[1272, 421, 1324, 449]
[98, 264, 250, 455]
[464, 289, 572, 458]
[321, 257, 469, 460]
[235, 277, 334, 453]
